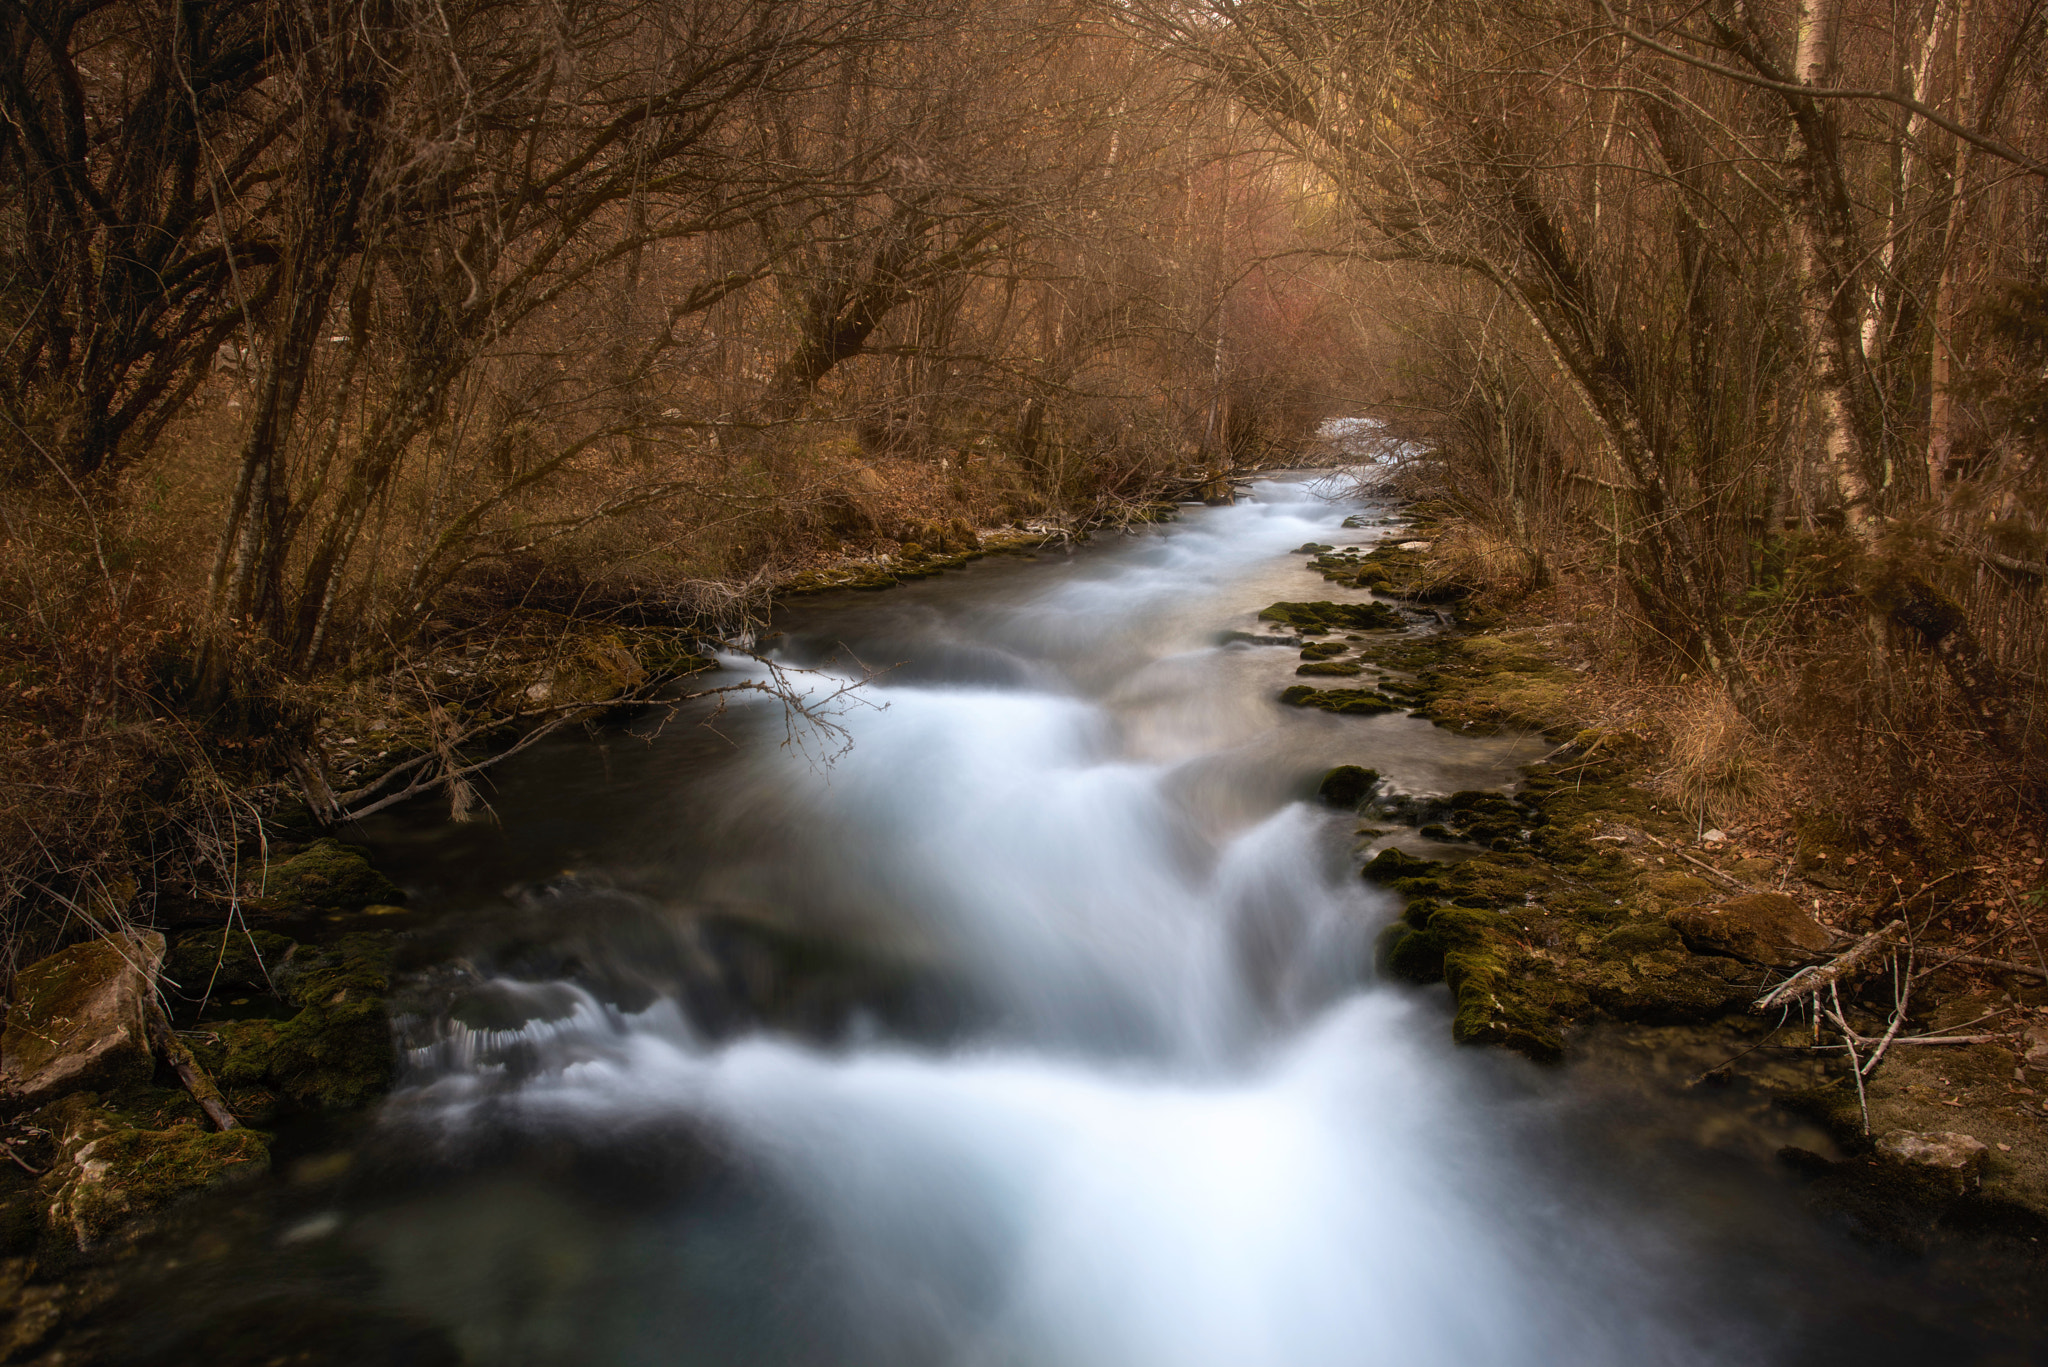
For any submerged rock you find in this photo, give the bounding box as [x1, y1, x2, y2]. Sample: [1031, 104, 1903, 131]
[1667, 893, 1829, 967]
[1, 932, 165, 1104]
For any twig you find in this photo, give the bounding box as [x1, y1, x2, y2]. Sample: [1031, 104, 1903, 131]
[1754, 919, 1906, 1012]
[1859, 948, 1913, 1079]
[1828, 982, 1872, 1136]
[1639, 830, 1759, 893]
[0, 1142, 44, 1176]
[1809, 1033, 2009, 1049]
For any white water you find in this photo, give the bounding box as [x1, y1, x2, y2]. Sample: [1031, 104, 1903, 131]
[381, 480, 1724, 1366]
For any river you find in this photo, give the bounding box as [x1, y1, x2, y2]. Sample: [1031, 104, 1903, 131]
[96, 477, 2044, 1364]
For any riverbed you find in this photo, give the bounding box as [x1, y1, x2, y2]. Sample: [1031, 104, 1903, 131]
[83, 477, 2046, 1364]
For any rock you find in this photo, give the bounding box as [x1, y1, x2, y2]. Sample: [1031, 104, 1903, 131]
[1875, 1129, 1988, 1172]
[2025, 1024, 2048, 1071]
[1299, 641, 1350, 661]
[1, 931, 165, 1104]
[1316, 766, 1380, 808]
[1666, 892, 1829, 967]
[1295, 661, 1365, 677]
[1398, 540, 1433, 551]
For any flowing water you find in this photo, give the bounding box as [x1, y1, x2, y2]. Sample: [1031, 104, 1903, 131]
[94, 478, 2048, 1364]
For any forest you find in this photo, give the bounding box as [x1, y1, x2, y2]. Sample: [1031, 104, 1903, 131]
[3, 0, 2046, 1004]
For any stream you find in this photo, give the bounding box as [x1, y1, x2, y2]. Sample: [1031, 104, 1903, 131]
[96, 477, 2045, 1364]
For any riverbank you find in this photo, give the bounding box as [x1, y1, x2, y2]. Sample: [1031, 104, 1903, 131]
[1294, 505, 2048, 1250]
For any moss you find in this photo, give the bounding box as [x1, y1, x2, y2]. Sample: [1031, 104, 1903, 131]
[1595, 921, 1685, 957]
[1441, 853, 1547, 905]
[1277, 686, 1402, 714]
[1299, 641, 1350, 661]
[1258, 600, 1403, 632]
[57, 1124, 269, 1247]
[164, 929, 294, 1001]
[195, 934, 396, 1113]
[1362, 848, 1439, 883]
[253, 839, 403, 915]
[1295, 660, 1365, 677]
[1644, 871, 1717, 904]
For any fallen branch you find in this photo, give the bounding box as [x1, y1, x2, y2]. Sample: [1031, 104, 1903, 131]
[1754, 919, 1907, 1013]
[145, 1001, 239, 1132]
[1810, 1033, 2008, 1049]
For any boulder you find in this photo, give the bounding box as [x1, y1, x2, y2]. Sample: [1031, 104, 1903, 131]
[1666, 892, 1829, 967]
[1, 931, 165, 1104]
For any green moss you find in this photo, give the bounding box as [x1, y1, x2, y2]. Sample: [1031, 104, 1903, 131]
[1258, 600, 1404, 632]
[1277, 686, 1402, 714]
[1442, 853, 1547, 905]
[60, 1124, 269, 1246]
[1299, 641, 1350, 661]
[1595, 921, 1685, 957]
[255, 839, 404, 915]
[197, 935, 396, 1112]
[1296, 660, 1365, 677]
[1362, 848, 1438, 883]
[1644, 871, 1717, 904]
[165, 929, 294, 1001]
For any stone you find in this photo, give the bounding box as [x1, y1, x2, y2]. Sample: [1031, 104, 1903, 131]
[1666, 892, 1829, 967]
[1, 931, 165, 1104]
[1875, 1129, 1988, 1172]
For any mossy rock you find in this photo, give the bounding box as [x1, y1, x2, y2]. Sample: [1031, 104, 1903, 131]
[1296, 660, 1365, 677]
[46, 1102, 268, 1248]
[1258, 600, 1404, 633]
[1595, 920, 1686, 958]
[164, 929, 294, 1001]
[1362, 848, 1437, 883]
[1277, 686, 1401, 715]
[1315, 766, 1380, 808]
[193, 935, 396, 1112]
[1299, 641, 1350, 661]
[253, 840, 404, 916]
[1442, 853, 1547, 904]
